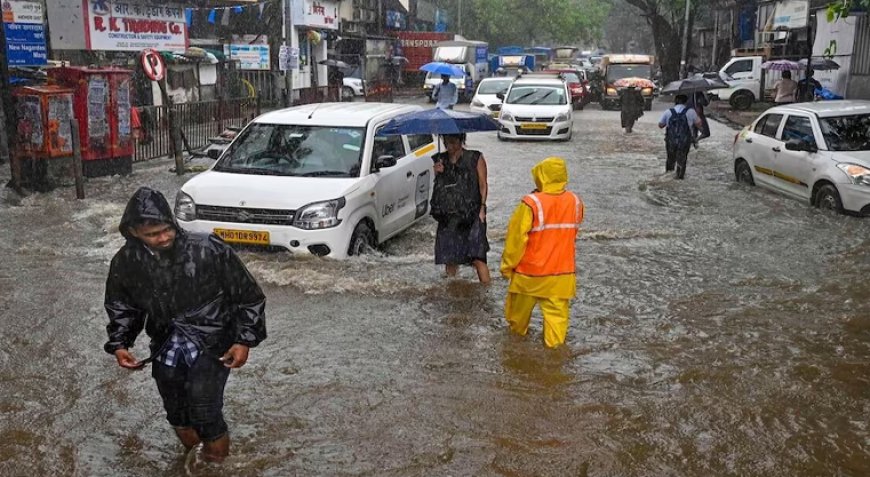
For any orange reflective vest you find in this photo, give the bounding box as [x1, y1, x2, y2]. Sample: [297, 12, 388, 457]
[515, 191, 584, 277]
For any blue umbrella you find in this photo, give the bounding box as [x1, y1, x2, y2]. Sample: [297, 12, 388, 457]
[378, 108, 499, 136]
[419, 62, 466, 77]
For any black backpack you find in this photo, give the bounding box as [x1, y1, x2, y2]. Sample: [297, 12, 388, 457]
[430, 151, 481, 227]
[666, 107, 692, 150]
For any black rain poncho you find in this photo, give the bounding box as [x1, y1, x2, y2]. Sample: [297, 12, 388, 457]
[104, 187, 266, 357]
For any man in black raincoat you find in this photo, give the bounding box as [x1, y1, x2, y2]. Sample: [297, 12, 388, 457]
[104, 187, 266, 465]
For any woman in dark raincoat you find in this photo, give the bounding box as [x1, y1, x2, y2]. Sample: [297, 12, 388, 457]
[431, 133, 491, 283]
[619, 86, 645, 133]
[104, 187, 266, 466]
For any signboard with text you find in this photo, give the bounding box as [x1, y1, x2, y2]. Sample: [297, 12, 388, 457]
[225, 43, 270, 70]
[2, 0, 47, 66]
[772, 0, 809, 30]
[82, 0, 188, 52]
[293, 0, 339, 30]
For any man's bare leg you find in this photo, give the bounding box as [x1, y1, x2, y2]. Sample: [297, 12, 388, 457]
[445, 264, 458, 277]
[473, 260, 491, 284]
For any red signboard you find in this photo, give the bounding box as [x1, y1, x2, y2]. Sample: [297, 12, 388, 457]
[391, 31, 452, 72]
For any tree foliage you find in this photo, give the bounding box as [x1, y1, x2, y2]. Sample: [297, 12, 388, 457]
[463, 0, 610, 46]
[826, 0, 870, 21]
[621, 0, 702, 83]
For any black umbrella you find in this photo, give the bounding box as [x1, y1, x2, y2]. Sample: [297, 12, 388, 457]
[799, 58, 840, 71]
[319, 58, 351, 69]
[661, 76, 730, 95]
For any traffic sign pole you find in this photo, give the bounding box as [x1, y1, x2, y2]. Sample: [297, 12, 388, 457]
[140, 49, 183, 175]
[0, 19, 13, 169]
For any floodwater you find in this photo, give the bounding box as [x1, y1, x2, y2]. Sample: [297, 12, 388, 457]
[1, 100, 869, 477]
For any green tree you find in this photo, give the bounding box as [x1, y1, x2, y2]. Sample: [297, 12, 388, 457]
[622, 0, 702, 82]
[462, 0, 610, 46]
[827, 0, 870, 21]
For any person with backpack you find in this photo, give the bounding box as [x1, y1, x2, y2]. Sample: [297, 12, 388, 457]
[658, 94, 703, 179]
[431, 133, 491, 283]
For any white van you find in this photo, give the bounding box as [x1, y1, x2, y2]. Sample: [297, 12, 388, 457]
[174, 103, 437, 258]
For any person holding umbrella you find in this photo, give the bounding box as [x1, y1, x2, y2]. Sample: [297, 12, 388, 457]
[431, 133, 490, 283]
[774, 71, 799, 104]
[433, 74, 459, 110]
[658, 94, 703, 179]
[797, 69, 822, 102]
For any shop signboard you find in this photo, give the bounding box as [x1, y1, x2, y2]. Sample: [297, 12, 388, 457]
[293, 0, 339, 30]
[2, 0, 47, 66]
[772, 0, 808, 30]
[82, 0, 188, 52]
[225, 43, 271, 70]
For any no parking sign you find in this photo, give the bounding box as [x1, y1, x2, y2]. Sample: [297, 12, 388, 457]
[140, 48, 165, 82]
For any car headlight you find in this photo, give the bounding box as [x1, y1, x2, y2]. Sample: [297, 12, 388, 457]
[471, 99, 485, 108]
[555, 112, 570, 122]
[293, 198, 346, 230]
[642, 87, 653, 95]
[500, 111, 514, 122]
[606, 87, 617, 96]
[175, 191, 196, 221]
[837, 163, 870, 186]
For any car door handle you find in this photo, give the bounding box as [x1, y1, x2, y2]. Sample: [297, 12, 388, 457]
[406, 171, 414, 178]
[772, 146, 781, 152]
[745, 138, 753, 143]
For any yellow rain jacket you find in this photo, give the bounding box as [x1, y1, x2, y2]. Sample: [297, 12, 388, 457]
[500, 157, 584, 299]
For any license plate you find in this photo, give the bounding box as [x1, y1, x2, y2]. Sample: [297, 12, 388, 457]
[520, 123, 548, 130]
[214, 228, 270, 245]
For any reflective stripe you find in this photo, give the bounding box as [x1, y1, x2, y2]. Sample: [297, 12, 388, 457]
[531, 223, 580, 232]
[572, 193, 581, 223]
[525, 193, 545, 227]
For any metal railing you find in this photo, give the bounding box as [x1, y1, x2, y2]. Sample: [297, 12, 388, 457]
[134, 97, 259, 162]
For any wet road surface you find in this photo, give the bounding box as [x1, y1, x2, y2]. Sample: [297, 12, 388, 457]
[1, 98, 869, 476]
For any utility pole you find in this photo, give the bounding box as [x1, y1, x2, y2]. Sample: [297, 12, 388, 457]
[712, 10, 720, 69]
[283, 0, 295, 107]
[0, 18, 12, 167]
[458, 0, 462, 36]
[680, 0, 691, 79]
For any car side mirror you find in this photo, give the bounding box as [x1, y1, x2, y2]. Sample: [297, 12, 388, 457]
[785, 138, 818, 153]
[496, 92, 505, 100]
[375, 154, 397, 170]
[207, 149, 221, 160]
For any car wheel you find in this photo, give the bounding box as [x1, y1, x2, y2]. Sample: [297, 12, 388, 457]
[735, 160, 754, 185]
[348, 222, 376, 256]
[497, 133, 506, 141]
[730, 91, 754, 111]
[342, 86, 354, 100]
[815, 184, 844, 214]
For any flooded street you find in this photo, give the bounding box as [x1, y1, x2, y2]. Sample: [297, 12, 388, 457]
[1, 99, 869, 476]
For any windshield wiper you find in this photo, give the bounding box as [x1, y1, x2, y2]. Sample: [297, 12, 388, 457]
[298, 170, 350, 177]
[510, 91, 538, 103]
[531, 90, 556, 104]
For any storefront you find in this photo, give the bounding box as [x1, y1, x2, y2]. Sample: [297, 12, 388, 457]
[290, 0, 339, 91]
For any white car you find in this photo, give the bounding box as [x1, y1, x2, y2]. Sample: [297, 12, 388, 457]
[342, 77, 365, 99]
[175, 103, 438, 258]
[497, 75, 573, 141]
[732, 100, 870, 216]
[470, 77, 513, 118]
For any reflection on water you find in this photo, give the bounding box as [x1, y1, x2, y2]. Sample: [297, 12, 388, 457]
[1, 105, 870, 476]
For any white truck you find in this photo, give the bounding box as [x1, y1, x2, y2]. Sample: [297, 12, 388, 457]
[712, 55, 783, 110]
[424, 40, 490, 102]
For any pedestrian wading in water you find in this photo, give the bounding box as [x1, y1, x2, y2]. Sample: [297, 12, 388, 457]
[431, 133, 491, 284]
[501, 157, 585, 348]
[103, 187, 267, 468]
[619, 86, 645, 133]
[659, 94, 703, 180]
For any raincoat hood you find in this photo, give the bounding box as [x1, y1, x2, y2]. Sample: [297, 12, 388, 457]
[532, 157, 568, 194]
[119, 187, 177, 240]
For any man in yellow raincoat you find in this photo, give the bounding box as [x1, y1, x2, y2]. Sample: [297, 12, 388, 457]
[500, 157, 585, 348]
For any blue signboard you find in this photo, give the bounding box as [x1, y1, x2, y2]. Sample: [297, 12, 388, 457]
[4, 22, 47, 66]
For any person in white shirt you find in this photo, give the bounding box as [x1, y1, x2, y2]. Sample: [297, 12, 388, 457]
[774, 71, 799, 103]
[432, 74, 458, 110]
[658, 94, 703, 179]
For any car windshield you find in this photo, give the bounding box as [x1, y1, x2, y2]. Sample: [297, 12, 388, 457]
[506, 85, 566, 105]
[819, 114, 870, 151]
[606, 64, 651, 82]
[478, 80, 512, 94]
[561, 72, 580, 83]
[214, 124, 365, 177]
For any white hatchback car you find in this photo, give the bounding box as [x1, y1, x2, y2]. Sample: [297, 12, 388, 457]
[732, 101, 870, 216]
[175, 103, 437, 258]
[470, 77, 514, 118]
[497, 75, 573, 141]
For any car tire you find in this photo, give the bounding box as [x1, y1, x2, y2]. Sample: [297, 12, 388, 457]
[815, 184, 844, 214]
[497, 133, 506, 141]
[348, 222, 376, 256]
[342, 86, 354, 100]
[735, 160, 754, 185]
[730, 91, 754, 111]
